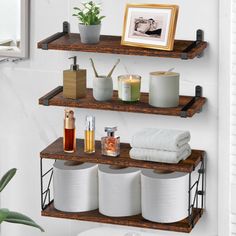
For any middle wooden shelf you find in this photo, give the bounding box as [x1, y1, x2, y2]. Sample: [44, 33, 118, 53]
[40, 138, 205, 173]
[39, 86, 206, 118]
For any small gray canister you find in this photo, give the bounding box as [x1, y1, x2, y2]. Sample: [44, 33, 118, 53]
[93, 76, 113, 101]
[149, 71, 179, 108]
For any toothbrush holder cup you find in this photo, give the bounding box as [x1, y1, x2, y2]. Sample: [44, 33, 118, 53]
[93, 76, 113, 101]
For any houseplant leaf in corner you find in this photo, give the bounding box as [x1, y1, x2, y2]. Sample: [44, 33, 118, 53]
[0, 168, 17, 192]
[4, 211, 44, 232]
[0, 168, 44, 232]
[0, 209, 9, 223]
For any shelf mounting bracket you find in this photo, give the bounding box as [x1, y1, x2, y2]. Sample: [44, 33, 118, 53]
[181, 29, 204, 60]
[41, 86, 63, 106]
[41, 21, 70, 50]
[180, 85, 203, 118]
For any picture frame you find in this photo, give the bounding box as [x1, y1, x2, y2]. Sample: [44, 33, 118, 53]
[121, 4, 179, 51]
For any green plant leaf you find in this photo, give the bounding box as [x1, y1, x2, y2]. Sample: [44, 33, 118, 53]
[73, 1, 105, 25]
[99, 16, 105, 21]
[0, 168, 17, 192]
[0, 209, 10, 223]
[73, 7, 81, 11]
[4, 211, 44, 232]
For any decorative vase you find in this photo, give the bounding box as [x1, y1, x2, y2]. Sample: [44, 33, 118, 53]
[79, 24, 101, 44]
[149, 71, 179, 108]
[93, 76, 113, 101]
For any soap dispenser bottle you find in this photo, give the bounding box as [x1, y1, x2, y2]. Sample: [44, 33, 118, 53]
[63, 56, 86, 99]
[101, 127, 120, 157]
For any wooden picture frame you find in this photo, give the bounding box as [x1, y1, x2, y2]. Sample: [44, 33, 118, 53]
[121, 4, 179, 51]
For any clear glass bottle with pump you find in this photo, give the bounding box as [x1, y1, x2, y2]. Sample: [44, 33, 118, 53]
[84, 116, 95, 153]
[101, 127, 120, 157]
[63, 109, 76, 153]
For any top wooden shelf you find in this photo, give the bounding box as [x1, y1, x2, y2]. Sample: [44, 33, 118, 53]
[37, 30, 207, 60]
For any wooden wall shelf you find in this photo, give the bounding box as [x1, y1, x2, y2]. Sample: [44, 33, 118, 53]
[37, 23, 207, 60]
[39, 86, 206, 118]
[42, 202, 203, 233]
[38, 23, 206, 233]
[37, 29, 207, 60]
[40, 138, 205, 173]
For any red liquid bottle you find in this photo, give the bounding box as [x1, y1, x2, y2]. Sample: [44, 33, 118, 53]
[63, 110, 76, 153]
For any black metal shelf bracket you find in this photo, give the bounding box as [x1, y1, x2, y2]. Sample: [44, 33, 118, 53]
[181, 29, 204, 60]
[40, 158, 54, 210]
[180, 85, 203, 118]
[42, 86, 63, 106]
[187, 158, 205, 228]
[41, 21, 69, 50]
[196, 29, 204, 58]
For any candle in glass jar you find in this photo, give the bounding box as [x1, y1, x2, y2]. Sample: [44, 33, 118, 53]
[118, 75, 141, 102]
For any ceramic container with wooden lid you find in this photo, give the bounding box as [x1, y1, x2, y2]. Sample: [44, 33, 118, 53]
[149, 71, 179, 108]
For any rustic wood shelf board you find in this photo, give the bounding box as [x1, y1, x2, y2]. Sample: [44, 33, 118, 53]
[40, 138, 205, 173]
[37, 34, 207, 59]
[39, 87, 206, 118]
[42, 202, 203, 233]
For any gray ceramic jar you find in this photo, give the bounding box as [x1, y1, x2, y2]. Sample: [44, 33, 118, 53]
[93, 76, 113, 101]
[149, 71, 180, 108]
[79, 24, 101, 44]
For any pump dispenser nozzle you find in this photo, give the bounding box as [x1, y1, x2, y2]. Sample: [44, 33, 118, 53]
[69, 56, 79, 71]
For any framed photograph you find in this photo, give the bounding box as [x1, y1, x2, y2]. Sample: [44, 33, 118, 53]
[121, 4, 179, 51]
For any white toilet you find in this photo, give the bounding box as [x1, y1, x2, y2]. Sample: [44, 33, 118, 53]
[77, 226, 156, 236]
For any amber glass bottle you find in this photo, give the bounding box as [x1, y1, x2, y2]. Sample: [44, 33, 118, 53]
[63, 110, 76, 153]
[84, 116, 95, 153]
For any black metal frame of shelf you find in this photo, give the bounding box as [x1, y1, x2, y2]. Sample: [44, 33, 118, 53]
[180, 85, 203, 118]
[181, 29, 204, 60]
[40, 155, 205, 229]
[41, 22, 69, 50]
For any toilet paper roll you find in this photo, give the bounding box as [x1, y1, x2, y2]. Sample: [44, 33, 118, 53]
[98, 165, 141, 217]
[53, 160, 98, 212]
[141, 170, 189, 223]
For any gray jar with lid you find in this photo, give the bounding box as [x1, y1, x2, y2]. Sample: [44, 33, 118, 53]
[149, 71, 179, 108]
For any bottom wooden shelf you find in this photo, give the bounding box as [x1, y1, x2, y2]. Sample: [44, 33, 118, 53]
[42, 202, 203, 233]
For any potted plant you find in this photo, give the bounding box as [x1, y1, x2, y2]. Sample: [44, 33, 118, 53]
[0, 168, 44, 232]
[73, 1, 105, 44]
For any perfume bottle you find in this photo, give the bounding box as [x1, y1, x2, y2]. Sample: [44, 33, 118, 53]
[101, 127, 120, 157]
[63, 109, 76, 153]
[84, 116, 95, 153]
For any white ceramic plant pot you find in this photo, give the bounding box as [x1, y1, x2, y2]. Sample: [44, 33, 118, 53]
[149, 71, 180, 108]
[93, 76, 113, 101]
[79, 24, 101, 44]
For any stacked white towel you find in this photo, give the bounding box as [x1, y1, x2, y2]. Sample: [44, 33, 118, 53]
[130, 128, 191, 164]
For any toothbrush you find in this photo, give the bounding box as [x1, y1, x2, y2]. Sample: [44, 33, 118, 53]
[107, 59, 120, 78]
[90, 58, 99, 77]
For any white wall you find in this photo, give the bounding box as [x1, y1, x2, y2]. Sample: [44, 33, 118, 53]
[0, 0, 219, 236]
[0, 0, 20, 41]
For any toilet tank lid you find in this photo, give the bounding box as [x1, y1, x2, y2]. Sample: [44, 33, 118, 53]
[76, 226, 157, 236]
[77, 227, 125, 236]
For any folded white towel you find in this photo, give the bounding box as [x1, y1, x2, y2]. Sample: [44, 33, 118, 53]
[131, 128, 191, 152]
[129, 144, 191, 164]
